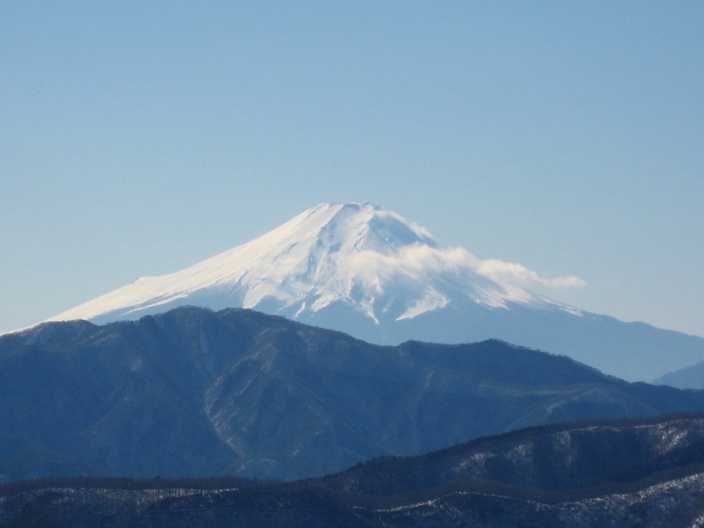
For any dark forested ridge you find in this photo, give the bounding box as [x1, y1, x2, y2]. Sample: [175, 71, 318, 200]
[3, 306, 704, 483]
[3, 414, 704, 527]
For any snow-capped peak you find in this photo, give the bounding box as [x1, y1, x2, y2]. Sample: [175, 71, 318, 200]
[45, 202, 569, 327]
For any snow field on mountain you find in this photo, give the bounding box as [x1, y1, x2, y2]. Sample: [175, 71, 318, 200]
[46, 202, 564, 326]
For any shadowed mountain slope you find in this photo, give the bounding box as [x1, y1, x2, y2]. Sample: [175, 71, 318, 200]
[3, 306, 704, 482]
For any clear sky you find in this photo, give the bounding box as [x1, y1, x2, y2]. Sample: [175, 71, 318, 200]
[2, 1, 703, 337]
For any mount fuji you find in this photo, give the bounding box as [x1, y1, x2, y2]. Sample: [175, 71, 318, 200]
[44, 202, 704, 382]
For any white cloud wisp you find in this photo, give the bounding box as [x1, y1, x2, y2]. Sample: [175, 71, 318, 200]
[476, 259, 586, 290]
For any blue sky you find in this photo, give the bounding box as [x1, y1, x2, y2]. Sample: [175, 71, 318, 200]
[2, 1, 703, 337]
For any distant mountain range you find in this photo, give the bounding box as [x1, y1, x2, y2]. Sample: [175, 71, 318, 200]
[3, 413, 704, 527]
[657, 361, 704, 390]
[40, 202, 704, 383]
[3, 306, 704, 483]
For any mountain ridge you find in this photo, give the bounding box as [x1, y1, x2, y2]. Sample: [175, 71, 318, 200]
[3, 306, 704, 482]
[5, 413, 704, 527]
